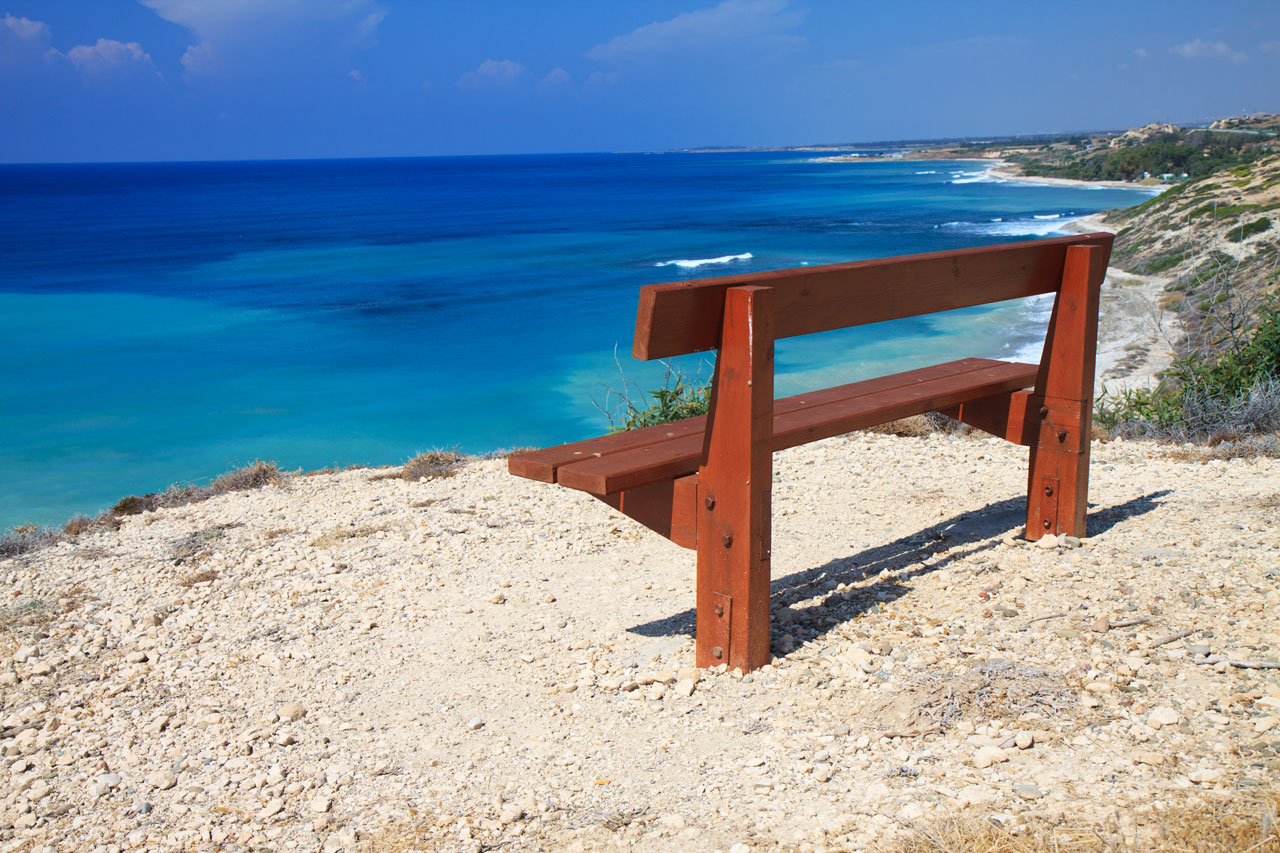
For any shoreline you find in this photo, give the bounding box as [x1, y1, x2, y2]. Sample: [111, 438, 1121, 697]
[814, 151, 1171, 193]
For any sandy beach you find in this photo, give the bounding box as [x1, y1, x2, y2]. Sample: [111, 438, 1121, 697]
[983, 161, 1171, 193]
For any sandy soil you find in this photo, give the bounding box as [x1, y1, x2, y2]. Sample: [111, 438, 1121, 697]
[3, 426, 1278, 852]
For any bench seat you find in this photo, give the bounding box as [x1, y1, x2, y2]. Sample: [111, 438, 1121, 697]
[510, 357, 1038, 496]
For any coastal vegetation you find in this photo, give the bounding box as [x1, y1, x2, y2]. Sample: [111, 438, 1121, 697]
[1016, 135, 1264, 182]
[599, 361, 712, 431]
[0, 460, 285, 559]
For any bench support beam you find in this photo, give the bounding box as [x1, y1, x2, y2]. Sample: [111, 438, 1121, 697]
[597, 475, 699, 550]
[696, 286, 774, 671]
[1026, 244, 1103, 539]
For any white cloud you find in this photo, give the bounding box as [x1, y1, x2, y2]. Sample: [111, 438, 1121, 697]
[458, 59, 529, 90]
[539, 67, 571, 89]
[139, 0, 387, 79]
[67, 38, 155, 75]
[1262, 41, 1280, 55]
[348, 68, 363, 82]
[1134, 47, 1149, 60]
[587, 0, 805, 63]
[1171, 38, 1248, 65]
[3, 13, 48, 42]
[1, 13, 55, 67]
[585, 70, 619, 88]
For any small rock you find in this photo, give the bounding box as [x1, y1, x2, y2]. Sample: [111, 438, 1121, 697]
[897, 802, 925, 821]
[1085, 681, 1113, 694]
[1189, 768, 1222, 784]
[309, 795, 333, 814]
[647, 682, 666, 702]
[673, 678, 696, 698]
[1135, 751, 1165, 766]
[1090, 614, 1111, 633]
[812, 763, 833, 782]
[30, 661, 54, 676]
[1253, 717, 1278, 734]
[730, 844, 751, 853]
[1060, 535, 1082, 548]
[1189, 644, 1211, 657]
[1035, 534, 1059, 550]
[277, 702, 307, 722]
[973, 746, 1007, 769]
[257, 797, 285, 820]
[498, 804, 524, 825]
[659, 813, 687, 829]
[135, 801, 153, 815]
[147, 771, 177, 790]
[1148, 707, 1180, 730]
[489, 592, 506, 605]
[1014, 784, 1043, 800]
[466, 718, 485, 731]
[1014, 732, 1034, 750]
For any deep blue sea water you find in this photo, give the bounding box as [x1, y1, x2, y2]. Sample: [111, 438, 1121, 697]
[0, 152, 1153, 528]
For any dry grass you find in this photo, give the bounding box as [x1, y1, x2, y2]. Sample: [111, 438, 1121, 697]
[170, 524, 239, 566]
[368, 451, 465, 482]
[886, 786, 1280, 852]
[0, 461, 287, 561]
[1157, 434, 1280, 461]
[868, 412, 968, 438]
[177, 568, 218, 588]
[882, 661, 1076, 737]
[0, 525, 60, 559]
[309, 524, 392, 548]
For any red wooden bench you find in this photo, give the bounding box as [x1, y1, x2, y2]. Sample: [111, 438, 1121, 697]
[509, 233, 1113, 673]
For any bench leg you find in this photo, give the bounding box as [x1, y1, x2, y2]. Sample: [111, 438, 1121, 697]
[696, 286, 774, 672]
[1026, 243, 1104, 540]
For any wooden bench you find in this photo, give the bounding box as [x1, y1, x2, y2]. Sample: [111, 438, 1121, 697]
[509, 233, 1113, 672]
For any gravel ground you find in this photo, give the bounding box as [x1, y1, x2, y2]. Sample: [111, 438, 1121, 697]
[2, 431, 1278, 852]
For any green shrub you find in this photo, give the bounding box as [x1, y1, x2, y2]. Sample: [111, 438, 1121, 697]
[1226, 217, 1272, 242]
[1096, 300, 1280, 439]
[598, 362, 711, 432]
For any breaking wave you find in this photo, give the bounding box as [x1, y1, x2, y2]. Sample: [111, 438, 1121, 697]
[655, 252, 753, 269]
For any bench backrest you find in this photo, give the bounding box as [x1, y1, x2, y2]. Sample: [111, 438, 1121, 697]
[633, 232, 1114, 360]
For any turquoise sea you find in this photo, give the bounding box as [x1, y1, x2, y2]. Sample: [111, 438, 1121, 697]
[0, 152, 1154, 528]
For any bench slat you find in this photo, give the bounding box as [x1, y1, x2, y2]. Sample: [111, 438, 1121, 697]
[635, 233, 1113, 360]
[509, 357, 1001, 484]
[552, 360, 1038, 495]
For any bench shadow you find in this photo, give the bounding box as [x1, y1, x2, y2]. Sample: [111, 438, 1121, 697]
[627, 489, 1172, 643]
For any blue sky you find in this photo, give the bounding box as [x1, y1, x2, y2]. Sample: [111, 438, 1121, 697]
[2, 0, 1278, 162]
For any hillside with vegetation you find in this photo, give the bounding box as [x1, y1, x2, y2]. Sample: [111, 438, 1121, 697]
[1076, 124, 1280, 443]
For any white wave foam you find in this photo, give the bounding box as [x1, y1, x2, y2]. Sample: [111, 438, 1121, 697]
[915, 170, 937, 175]
[940, 215, 1083, 238]
[996, 292, 1055, 364]
[655, 252, 753, 269]
[949, 169, 993, 184]
[1033, 214, 1062, 220]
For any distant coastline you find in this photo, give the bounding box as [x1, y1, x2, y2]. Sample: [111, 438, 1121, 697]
[812, 152, 1171, 193]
